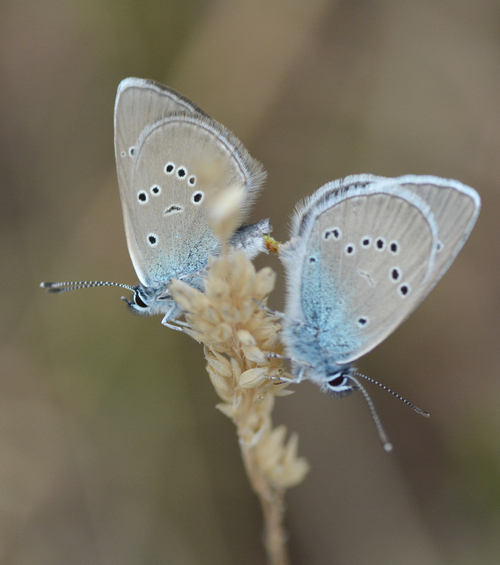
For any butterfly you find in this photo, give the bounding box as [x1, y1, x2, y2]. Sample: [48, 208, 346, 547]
[42, 78, 270, 327]
[279, 174, 480, 440]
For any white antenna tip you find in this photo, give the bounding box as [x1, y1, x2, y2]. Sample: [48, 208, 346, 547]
[383, 442, 393, 452]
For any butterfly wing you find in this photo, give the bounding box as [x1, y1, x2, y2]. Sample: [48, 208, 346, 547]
[282, 177, 479, 367]
[293, 174, 480, 282]
[114, 79, 266, 286]
[383, 175, 481, 284]
[114, 78, 206, 202]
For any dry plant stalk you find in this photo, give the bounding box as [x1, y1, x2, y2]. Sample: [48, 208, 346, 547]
[169, 186, 309, 565]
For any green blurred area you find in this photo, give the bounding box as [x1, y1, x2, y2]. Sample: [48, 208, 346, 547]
[1, 0, 500, 563]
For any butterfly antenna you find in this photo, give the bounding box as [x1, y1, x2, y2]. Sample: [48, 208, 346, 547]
[40, 281, 135, 294]
[352, 372, 429, 417]
[346, 374, 393, 452]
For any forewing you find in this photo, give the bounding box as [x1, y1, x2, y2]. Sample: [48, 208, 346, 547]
[114, 78, 205, 203]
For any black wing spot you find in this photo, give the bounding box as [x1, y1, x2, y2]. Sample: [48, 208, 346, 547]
[389, 240, 399, 255]
[164, 162, 175, 174]
[192, 191, 204, 204]
[147, 234, 158, 247]
[390, 267, 402, 282]
[138, 191, 148, 204]
[324, 227, 342, 240]
[398, 282, 411, 297]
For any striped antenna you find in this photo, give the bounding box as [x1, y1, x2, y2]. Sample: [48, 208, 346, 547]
[40, 281, 135, 294]
[352, 372, 429, 417]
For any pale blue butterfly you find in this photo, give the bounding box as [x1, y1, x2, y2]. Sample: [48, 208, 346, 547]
[279, 174, 480, 448]
[42, 78, 270, 327]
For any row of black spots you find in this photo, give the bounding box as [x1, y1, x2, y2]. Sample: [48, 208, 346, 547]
[137, 184, 162, 204]
[164, 161, 197, 186]
[362, 236, 400, 255]
[388, 267, 410, 297]
[323, 228, 400, 256]
[138, 187, 204, 208]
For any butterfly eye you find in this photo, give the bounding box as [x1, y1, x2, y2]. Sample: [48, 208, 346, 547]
[133, 292, 148, 309]
[326, 373, 353, 395]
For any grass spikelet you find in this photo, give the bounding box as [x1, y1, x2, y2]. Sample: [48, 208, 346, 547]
[168, 183, 309, 565]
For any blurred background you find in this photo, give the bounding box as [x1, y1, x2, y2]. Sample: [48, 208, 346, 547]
[1, 0, 499, 563]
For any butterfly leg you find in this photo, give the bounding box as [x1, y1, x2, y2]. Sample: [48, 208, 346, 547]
[295, 366, 306, 383]
[161, 307, 190, 333]
[161, 317, 187, 332]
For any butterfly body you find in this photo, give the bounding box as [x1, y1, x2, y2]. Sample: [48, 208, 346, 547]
[280, 174, 480, 394]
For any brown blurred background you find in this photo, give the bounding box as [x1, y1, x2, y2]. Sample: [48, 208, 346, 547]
[1, 0, 499, 563]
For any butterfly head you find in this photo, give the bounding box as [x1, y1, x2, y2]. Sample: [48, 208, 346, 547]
[321, 368, 356, 398]
[122, 283, 179, 318]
